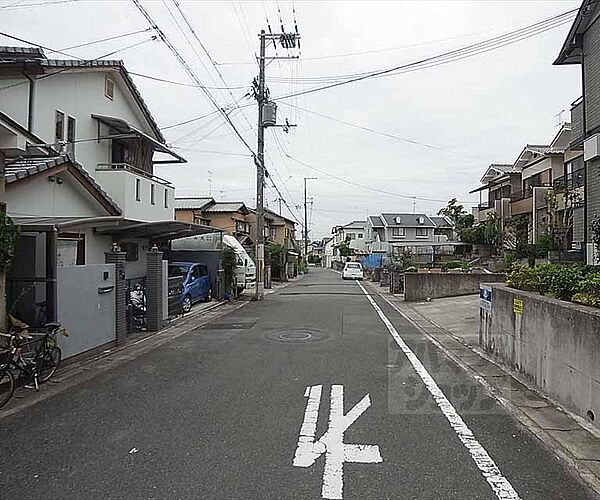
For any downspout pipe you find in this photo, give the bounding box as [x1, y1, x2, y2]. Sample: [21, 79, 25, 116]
[23, 72, 35, 133]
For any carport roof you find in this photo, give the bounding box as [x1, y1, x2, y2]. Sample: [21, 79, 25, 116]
[95, 220, 221, 240]
[12, 216, 220, 241]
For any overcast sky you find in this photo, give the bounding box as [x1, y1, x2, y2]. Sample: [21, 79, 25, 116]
[1, 0, 583, 238]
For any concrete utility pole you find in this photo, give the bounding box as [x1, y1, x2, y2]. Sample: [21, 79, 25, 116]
[255, 30, 267, 301]
[254, 28, 299, 299]
[304, 177, 317, 260]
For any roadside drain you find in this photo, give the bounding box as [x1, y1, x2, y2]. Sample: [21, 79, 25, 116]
[266, 327, 327, 344]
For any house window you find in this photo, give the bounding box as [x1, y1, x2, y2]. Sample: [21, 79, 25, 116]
[135, 179, 141, 201]
[416, 227, 428, 238]
[358, 233, 363, 239]
[236, 220, 248, 233]
[164, 188, 169, 208]
[150, 183, 155, 205]
[392, 227, 405, 237]
[55, 110, 65, 143]
[269, 227, 277, 240]
[105, 76, 115, 100]
[67, 116, 76, 155]
[347, 233, 356, 240]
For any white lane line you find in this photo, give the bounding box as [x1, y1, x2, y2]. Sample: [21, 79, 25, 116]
[356, 281, 521, 500]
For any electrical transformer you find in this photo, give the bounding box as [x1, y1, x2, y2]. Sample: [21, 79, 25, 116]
[262, 101, 277, 127]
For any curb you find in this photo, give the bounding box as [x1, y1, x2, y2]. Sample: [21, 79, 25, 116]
[0, 299, 247, 420]
[366, 281, 600, 496]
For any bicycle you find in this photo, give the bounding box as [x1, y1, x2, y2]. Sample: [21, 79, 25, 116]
[0, 318, 68, 409]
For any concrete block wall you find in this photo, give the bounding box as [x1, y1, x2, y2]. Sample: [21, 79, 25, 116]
[403, 272, 505, 302]
[480, 284, 600, 427]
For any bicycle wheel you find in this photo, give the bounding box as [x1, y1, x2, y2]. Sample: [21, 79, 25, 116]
[0, 369, 15, 408]
[38, 347, 61, 383]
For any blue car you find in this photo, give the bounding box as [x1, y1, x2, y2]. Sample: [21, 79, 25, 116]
[168, 262, 212, 313]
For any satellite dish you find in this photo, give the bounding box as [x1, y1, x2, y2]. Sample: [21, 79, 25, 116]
[418, 217, 425, 224]
[394, 216, 402, 224]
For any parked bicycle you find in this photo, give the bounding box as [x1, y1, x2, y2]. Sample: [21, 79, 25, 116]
[0, 317, 68, 409]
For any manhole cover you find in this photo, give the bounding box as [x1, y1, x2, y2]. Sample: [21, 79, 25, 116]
[266, 327, 327, 344]
[278, 331, 312, 342]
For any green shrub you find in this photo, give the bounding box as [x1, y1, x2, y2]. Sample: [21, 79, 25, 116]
[507, 264, 600, 303]
[572, 273, 600, 307]
[441, 260, 471, 271]
[506, 264, 538, 292]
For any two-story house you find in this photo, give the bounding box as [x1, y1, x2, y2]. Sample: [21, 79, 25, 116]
[0, 47, 214, 346]
[379, 213, 437, 261]
[554, 0, 600, 262]
[470, 124, 581, 248]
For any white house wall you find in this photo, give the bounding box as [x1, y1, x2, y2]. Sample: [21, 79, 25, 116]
[0, 71, 154, 175]
[0, 77, 29, 126]
[95, 169, 174, 221]
[521, 157, 552, 181]
[6, 174, 104, 219]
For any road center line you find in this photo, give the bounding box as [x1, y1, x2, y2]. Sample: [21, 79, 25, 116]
[355, 280, 521, 500]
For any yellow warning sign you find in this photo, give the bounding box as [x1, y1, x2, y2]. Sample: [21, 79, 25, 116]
[513, 298, 524, 315]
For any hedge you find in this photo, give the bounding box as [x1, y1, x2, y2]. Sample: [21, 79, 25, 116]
[506, 264, 600, 306]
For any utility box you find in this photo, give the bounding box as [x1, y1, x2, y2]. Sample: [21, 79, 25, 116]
[262, 101, 277, 127]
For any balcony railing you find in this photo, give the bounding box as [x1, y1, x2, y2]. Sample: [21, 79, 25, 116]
[478, 200, 494, 210]
[510, 183, 552, 202]
[553, 168, 585, 192]
[96, 163, 173, 187]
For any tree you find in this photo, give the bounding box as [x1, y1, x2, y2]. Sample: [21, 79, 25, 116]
[267, 243, 286, 280]
[222, 246, 237, 294]
[438, 198, 475, 233]
[337, 241, 354, 258]
[545, 189, 581, 251]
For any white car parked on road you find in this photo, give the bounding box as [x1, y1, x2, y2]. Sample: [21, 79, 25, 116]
[342, 262, 364, 280]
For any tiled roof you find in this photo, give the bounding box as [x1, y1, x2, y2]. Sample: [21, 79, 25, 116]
[342, 220, 366, 228]
[0, 46, 44, 60]
[0, 47, 164, 144]
[5, 155, 121, 215]
[380, 213, 436, 227]
[368, 215, 383, 227]
[204, 202, 248, 213]
[174, 197, 214, 210]
[490, 163, 520, 174]
[430, 216, 454, 229]
[526, 144, 551, 154]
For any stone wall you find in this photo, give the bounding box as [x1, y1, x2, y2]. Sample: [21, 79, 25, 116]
[403, 272, 505, 301]
[480, 284, 600, 427]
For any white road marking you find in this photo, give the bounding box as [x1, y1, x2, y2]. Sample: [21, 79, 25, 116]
[356, 281, 521, 500]
[293, 384, 382, 500]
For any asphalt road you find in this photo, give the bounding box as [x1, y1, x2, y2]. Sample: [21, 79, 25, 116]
[0, 268, 597, 500]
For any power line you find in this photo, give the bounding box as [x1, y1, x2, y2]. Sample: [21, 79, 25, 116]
[285, 154, 476, 205]
[129, 71, 247, 89]
[131, 0, 257, 159]
[0, 0, 79, 9]
[278, 101, 481, 160]
[0, 33, 157, 93]
[270, 9, 577, 101]
[55, 28, 152, 52]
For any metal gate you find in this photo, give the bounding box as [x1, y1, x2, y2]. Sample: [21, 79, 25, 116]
[126, 277, 147, 333]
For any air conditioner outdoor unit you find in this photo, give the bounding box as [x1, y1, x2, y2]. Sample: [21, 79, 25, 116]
[584, 134, 600, 161]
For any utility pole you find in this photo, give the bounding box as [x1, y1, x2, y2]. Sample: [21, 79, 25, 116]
[304, 177, 317, 261]
[255, 30, 267, 301]
[254, 28, 299, 300]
